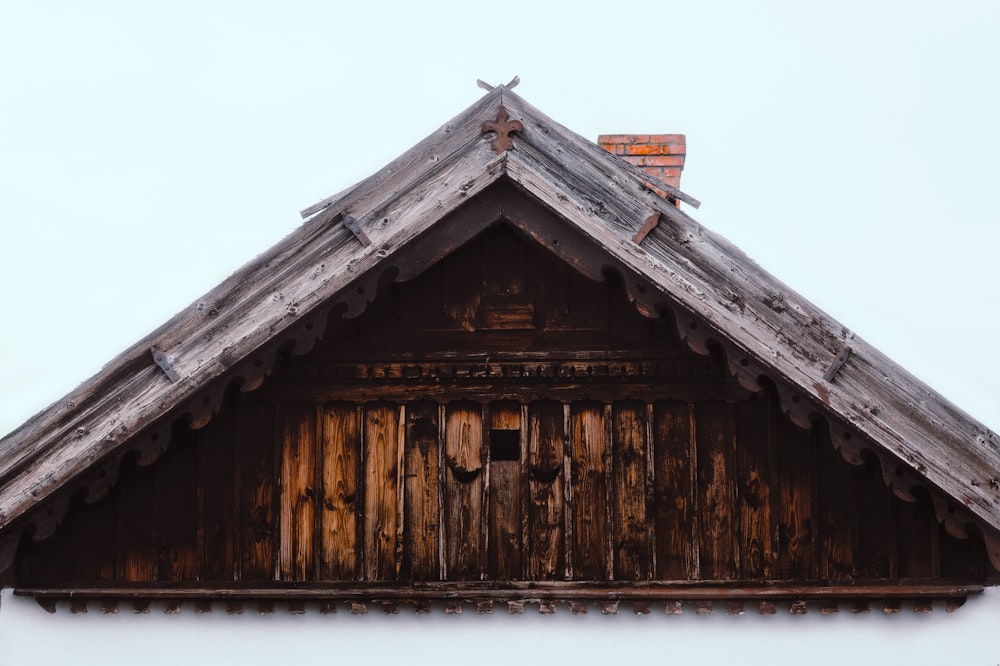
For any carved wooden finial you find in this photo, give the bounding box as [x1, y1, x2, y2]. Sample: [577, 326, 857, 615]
[476, 76, 520, 92]
[482, 105, 523, 154]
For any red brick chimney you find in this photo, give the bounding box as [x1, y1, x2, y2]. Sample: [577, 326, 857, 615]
[597, 134, 687, 195]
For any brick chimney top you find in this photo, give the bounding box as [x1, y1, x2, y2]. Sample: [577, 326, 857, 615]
[597, 134, 687, 195]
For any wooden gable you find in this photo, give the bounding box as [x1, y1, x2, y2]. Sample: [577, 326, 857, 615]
[11, 219, 998, 613]
[2, 86, 999, 613]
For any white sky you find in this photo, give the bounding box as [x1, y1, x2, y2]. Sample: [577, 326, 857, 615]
[1, 2, 999, 662]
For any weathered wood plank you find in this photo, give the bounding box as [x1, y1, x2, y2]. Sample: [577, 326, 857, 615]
[896, 495, 936, 579]
[940, 524, 988, 579]
[363, 402, 400, 581]
[735, 394, 773, 579]
[612, 401, 648, 580]
[570, 401, 609, 580]
[488, 401, 522, 579]
[816, 424, 856, 581]
[236, 402, 276, 581]
[300, 86, 502, 224]
[652, 400, 698, 579]
[117, 460, 155, 583]
[854, 458, 893, 578]
[279, 402, 317, 581]
[696, 401, 738, 579]
[72, 493, 116, 583]
[527, 400, 564, 580]
[773, 415, 815, 579]
[153, 427, 199, 582]
[403, 400, 439, 580]
[199, 403, 235, 581]
[444, 401, 484, 580]
[320, 402, 360, 580]
[21, 514, 72, 585]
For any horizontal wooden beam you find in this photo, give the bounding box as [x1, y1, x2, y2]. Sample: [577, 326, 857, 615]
[16, 582, 983, 601]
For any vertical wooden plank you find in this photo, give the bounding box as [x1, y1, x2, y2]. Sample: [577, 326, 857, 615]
[527, 400, 564, 580]
[363, 402, 400, 581]
[320, 402, 360, 580]
[117, 460, 155, 582]
[488, 401, 523, 579]
[896, 494, 936, 579]
[696, 400, 738, 580]
[854, 458, 893, 578]
[444, 400, 484, 580]
[570, 401, 609, 580]
[612, 400, 649, 580]
[404, 400, 440, 580]
[816, 424, 857, 581]
[199, 403, 235, 581]
[279, 402, 317, 581]
[735, 394, 773, 579]
[72, 497, 117, 583]
[153, 426, 199, 582]
[773, 413, 815, 579]
[236, 402, 276, 581]
[562, 403, 574, 580]
[24, 507, 74, 585]
[940, 524, 987, 579]
[652, 401, 698, 580]
[396, 404, 407, 583]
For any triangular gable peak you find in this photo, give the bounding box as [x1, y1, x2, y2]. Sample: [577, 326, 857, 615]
[1, 86, 999, 611]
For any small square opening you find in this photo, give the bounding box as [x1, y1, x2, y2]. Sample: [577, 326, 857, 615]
[490, 429, 521, 461]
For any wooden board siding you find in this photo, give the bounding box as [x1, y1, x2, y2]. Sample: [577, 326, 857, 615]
[14, 226, 998, 594]
[403, 401, 439, 580]
[279, 402, 317, 580]
[696, 400, 737, 580]
[487, 401, 523, 579]
[570, 401, 610, 580]
[17, 391, 997, 590]
[612, 400, 648, 580]
[320, 402, 360, 580]
[735, 394, 773, 579]
[363, 402, 401, 581]
[236, 402, 276, 581]
[199, 405, 235, 581]
[444, 402, 484, 580]
[652, 400, 698, 579]
[527, 400, 564, 580]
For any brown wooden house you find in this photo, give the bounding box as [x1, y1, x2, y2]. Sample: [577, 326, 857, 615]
[2, 84, 998, 615]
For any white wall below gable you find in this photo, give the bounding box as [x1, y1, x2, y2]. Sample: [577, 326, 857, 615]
[1, 588, 998, 666]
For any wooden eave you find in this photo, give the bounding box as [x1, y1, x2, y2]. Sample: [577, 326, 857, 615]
[15, 583, 982, 616]
[1, 85, 998, 574]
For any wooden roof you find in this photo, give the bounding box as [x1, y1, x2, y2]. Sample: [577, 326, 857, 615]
[1, 85, 998, 571]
